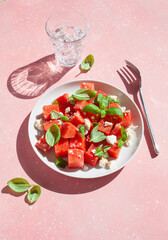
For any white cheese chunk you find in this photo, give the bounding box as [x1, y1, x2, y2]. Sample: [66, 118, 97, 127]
[34, 119, 45, 131]
[109, 95, 118, 101]
[104, 121, 113, 126]
[99, 157, 108, 168]
[106, 135, 117, 145]
[84, 119, 91, 131]
[125, 125, 138, 146]
[83, 165, 89, 171]
[65, 107, 70, 113]
[91, 149, 96, 154]
[106, 160, 118, 170]
[120, 106, 126, 112]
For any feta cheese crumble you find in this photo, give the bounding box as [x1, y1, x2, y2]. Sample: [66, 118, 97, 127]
[91, 149, 96, 154]
[104, 121, 113, 126]
[109, 95, 118, 101]
[120, 106, 126, 112]
[106, 135, 117, 145]
[83, 165, 89, 171]
[34, 119, 45, 131]
[125, 125, 138, 146]
[84, 119, 91, 131]
[99, 157, 108, 168]
[65, 107, 70, 113]
[106, 160, 118, 170]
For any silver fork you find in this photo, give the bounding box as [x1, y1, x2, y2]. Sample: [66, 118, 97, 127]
[118, 60, 159, 155]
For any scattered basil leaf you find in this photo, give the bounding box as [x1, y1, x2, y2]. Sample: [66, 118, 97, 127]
[82, 104, 100, 114]
[90, 125, 107, 143]
[117, 126, 127, 147]
[103, 145, 111, 152]
[46, 124, 61, 147]
[99, 101, 106, 110]
[95, 147, 104, 158]
[52, 100, 59, 105]
[7, 178, 31, 193]
[73, 89, 96, 100]
[69, 94, 76, 105]
[56, 156, 68, 169]
[81, 54, 94, 71]
[27, 185, 41, 204]
[78, 125, 85, 139]
[61, 116, 69, 121]
[106, 107, 123, 119]
[100, 110, 106, 118]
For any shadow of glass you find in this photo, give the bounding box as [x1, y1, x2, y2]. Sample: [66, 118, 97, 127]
[7, 54, 73, 99]
[117, 66, 158, 158]
[16, 113, 123, 194]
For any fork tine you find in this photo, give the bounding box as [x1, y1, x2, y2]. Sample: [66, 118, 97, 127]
[125, 60, 140, 75]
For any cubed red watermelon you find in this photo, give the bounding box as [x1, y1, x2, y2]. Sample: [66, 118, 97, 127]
[84, 143, 99, 167]
[105, 102, 122, 123]
[70, 134, 86, 152]
[107, 143, 121, 159]
[74, 100, 91, 111]
[70, 111, 85, 126]
[61, 122, 78, 138]
[42, 104, 59, 121]
[35, 134, 51, 153]
[53, 93, 70, 114]
[43, 119, 62, 132]
[68, 149, 84, 169]
[54, 138, 69, 158]
[120, 111, 132, 128]
[98, 119, 114, 135]
[110, 123, 122, 139]
[81, 83, 95, 90]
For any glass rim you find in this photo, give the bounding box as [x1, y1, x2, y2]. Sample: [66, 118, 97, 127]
[45, 12, 90, 44]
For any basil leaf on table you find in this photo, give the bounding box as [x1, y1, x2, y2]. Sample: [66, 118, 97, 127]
[7, 178, 31, 193]
[56, 156, 68, 169]
[90, 125, 107, 143]
[82, 104, 100, 114]
[117, 126, 127, 147]
[81, 54, 94, 71]
[46, 124, 61, 147]
[27, 185, 41, 204]
[106, 107, 123, 119]
[78, 125, 85, 139]
[73, 89, 96, 100]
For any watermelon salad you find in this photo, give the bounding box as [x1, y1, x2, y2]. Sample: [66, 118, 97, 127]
[34, 82, 138, 170]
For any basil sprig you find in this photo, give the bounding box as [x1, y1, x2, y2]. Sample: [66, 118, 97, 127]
[51, 110, 69, 121]
[90, 125, 107, 143]
[94, 145, 111, 158]
[27, 185, 41, 204]
[7, 178, 41, 204]
[46, 124, 61, 147]
[78, 125, 85, 139]
[94, 93, 120, 107]
[82, 104, 100, 114]
[117, 126, 127, 147]
[73, 89, 96, 101]
[56, 156, 68, 169]
[81, 54, 94, 71]
[106, 107, 123, 119]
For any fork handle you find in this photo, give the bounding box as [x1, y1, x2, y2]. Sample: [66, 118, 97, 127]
[139, 88, 159, 154]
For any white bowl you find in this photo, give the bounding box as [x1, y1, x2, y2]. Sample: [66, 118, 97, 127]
[28, 80, 144, 178]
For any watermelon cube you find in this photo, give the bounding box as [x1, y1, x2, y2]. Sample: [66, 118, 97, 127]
[74, 100, 91, 112]
[81, 83, 95, 90]
[53, 93, 70, 114]
[105, 102, 122, 123]
[107, 143, 121, 159]
[35, 134, 51, 153]
[120, 111, 132, 128]
[54, 138, 69, 158]
[43, 119, 62, 132]
[98, 119, 114, 135]
[70, 134, 86, 152]
[84, 143, 99, 167]
[111, 123, 122, 139]
[61, 122, 78, 139]
[70, 111, 85, 126]
[42, 104, 59, 121]
[68, 149, 84, 169]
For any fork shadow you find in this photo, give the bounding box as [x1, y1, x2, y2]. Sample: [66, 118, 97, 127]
[16, 113, 123, 194]
[117, 68, 158, 158]
[7, 54, 73, 99]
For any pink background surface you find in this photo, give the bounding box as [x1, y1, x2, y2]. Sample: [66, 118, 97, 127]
[0, 0, 167, 239]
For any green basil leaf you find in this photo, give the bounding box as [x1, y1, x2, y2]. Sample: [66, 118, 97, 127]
[7, 178, 31, 193]
[78, 125, 85, 139]
[46, 124, 61, 147]
[69, 94, 76, 105]
[61, 116, 69, 121]
[27, 185, 41, 203]
[81, 54, 94, 71]
[108, 97, 120, 105]
[73, 89, 96, 100]
[52, 100, 59, 105]
[82, 104, 100, 114]
[106, 107, 123, 119]
[90, 125, 107, 143]
[95, 147, 104, 157]
[51, 110, 63, 120]
[56, 156, 68, 169]
[117, 126, 127, 147]
[103, 145, 111, 152]
[100, 110, 106, 118]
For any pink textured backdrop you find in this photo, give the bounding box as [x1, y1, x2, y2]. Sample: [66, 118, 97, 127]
[0, 0, 167, 239]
